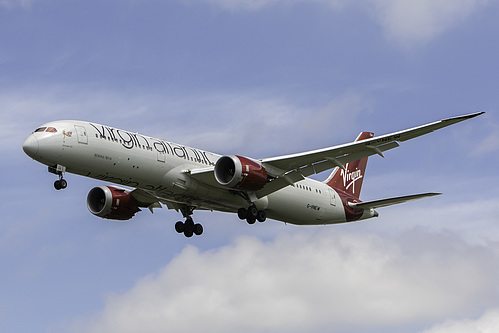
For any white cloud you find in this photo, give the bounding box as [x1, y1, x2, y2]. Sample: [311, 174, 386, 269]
[0, 0, 35, 8]
[422, 308, 499, 333]
[194, 0, 489, 48]
[366, 0, 488, 48]
[72, 229, 499, 333]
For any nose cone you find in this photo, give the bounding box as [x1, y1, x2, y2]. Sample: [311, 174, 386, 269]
[23, 135, 39, 158]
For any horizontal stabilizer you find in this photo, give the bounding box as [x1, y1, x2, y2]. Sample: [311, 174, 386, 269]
[348, 193, 441, 210]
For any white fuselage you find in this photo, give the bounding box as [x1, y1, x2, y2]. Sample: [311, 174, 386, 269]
[23, 120, 375, 225]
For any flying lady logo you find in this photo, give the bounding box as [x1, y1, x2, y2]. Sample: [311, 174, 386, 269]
[340, 163, 363, 194]
[63, 130, 73, 139]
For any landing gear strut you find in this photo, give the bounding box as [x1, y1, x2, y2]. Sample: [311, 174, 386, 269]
[238, 205, 266, 224]
[175, 205, 203, 237]
[49, 165, 67, 190]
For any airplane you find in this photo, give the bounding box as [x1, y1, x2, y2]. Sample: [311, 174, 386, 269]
[22, 112, 484, 237]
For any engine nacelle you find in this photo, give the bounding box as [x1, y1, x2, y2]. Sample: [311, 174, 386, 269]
[214, 155, 268, 191]
[87, 186, 141, 220]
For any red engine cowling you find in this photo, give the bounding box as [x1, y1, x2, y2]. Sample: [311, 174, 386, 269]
[214, 155, 268, 191]
[87, 186, 141, 220]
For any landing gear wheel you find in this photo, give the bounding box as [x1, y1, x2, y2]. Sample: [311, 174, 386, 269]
[193, 223, 203, 236]
[257, 210, 267, 222]
[175, 221, 184, 233]
[246, 216, 256, 224]
[184, 218, 194, 237]
[237, 208, 247, 220]
[184, 228, 194, 238]
[248, 206, 258, 219]
[54, 177, 67, 190]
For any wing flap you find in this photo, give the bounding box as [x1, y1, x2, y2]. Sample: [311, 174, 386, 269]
[348, 193, 441, 210]
[129, 188, 160, 205]
[130, 188, 164, 213]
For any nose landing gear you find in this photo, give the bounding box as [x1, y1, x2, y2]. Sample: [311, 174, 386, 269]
[49, 165, 68, 190]
[54, 177, 67, 190]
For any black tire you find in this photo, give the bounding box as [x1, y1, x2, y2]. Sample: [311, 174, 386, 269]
[237, 208, 247, 220]
[54, 180, 62, 190]
[185, 218, 194, 229]
[246, 216, 256, 224]
[60, 179, 67, 189]
[175, 221, 184, 233]
[183, 218, 194, 237]
[193, 223, 203, 236]
[248, 206, 258, 218]
[257, 210, 266, 222]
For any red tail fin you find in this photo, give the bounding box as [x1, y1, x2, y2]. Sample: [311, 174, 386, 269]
[325, 132, 373, 199]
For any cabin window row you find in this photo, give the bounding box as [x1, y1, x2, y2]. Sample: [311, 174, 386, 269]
[296, 184, 322, 194]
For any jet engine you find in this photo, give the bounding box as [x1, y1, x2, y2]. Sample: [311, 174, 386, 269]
[214, 155, 268, 191]
[87, 186, 141, 220]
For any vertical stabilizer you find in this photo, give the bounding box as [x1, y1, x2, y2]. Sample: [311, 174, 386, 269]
[325, 132, 373, 199]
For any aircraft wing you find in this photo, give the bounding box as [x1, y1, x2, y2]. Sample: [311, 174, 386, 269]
[254, 112, 484, 198]
[187, 112, 483, 198]
[262, 112, 483, 172]
[348, 193, 441, 210]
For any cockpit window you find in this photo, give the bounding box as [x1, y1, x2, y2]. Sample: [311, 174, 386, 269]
[34, 127, 58, 133]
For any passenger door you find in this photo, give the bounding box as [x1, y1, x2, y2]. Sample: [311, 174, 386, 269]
[75, 125, 88, 144]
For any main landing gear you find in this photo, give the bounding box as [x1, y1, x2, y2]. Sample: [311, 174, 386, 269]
[175, 217, 203, 238]
[237, 205, 266, 224]
[49, 165, 67, 190]
[175, 205, 203, 238]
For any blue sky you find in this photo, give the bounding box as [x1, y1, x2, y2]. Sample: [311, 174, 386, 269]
[1, 0, 499, 332]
